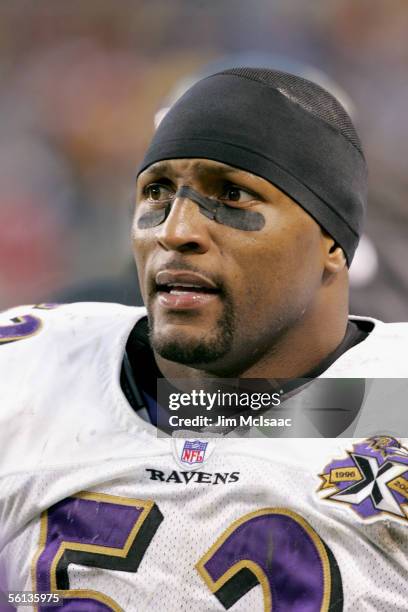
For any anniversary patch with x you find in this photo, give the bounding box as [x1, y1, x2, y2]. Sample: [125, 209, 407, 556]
[317, 436, 408, 523]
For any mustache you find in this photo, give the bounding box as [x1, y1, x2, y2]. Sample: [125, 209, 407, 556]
[148, 260, 227, 297]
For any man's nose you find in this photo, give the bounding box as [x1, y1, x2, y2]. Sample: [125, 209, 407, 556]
[157, 196, 211, 254]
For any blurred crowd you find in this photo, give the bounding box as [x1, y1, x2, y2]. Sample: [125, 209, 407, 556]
[0, 0, 407, 320]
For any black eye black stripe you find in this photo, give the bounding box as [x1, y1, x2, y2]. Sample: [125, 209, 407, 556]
[137, 185, 265, 231]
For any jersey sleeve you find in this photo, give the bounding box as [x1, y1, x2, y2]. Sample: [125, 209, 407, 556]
[0, 304, 62, 470]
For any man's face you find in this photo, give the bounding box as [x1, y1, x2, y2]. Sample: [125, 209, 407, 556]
[133, 159, 327, 375]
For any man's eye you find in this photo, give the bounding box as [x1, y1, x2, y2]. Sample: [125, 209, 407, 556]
[144, 184, 174, 201]
[219, 186, 254, 203]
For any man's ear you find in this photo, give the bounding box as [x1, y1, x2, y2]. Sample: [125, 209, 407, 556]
[321, 230, 347, 273]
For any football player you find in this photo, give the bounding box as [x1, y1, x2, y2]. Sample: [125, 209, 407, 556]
[1, 68, 408, 610]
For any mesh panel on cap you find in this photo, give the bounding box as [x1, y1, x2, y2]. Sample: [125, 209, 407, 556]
[219, 67, 364, 157]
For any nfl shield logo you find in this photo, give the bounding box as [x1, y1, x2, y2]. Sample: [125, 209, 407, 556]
[181, 440, 208, 465]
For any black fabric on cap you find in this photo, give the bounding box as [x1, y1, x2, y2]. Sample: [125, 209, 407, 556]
[137, 68, 367, 263]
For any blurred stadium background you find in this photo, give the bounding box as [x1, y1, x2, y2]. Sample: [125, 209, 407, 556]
[0, 0, 407, 320]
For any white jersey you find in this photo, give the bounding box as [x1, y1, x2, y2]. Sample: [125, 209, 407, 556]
[1, 302, 408, 611]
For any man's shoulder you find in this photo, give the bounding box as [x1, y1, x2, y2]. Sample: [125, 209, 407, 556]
[325, 316, 408, 377]
[0, 301, 146, 352]
[0, 302, 149, 477]
[0, 300, 146, 327]
[0, 301, 147, 420]
[351, 315, 408, 348]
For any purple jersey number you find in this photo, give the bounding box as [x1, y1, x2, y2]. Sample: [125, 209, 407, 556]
[32, 496, 342, 611]
[197, 508, 343, 611]
[33, 492, 163, 611]
[0, 315, 42, 345]
[0, 304, 58, 345]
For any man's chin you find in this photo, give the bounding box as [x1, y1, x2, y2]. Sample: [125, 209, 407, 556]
[147, 295, 235, 366]
[151, 333, 230, 366]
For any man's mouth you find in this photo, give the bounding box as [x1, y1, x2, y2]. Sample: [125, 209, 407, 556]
[154, 270, 220, 309]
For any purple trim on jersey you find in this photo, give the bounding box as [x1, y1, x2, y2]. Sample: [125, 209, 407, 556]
[142, 389, 171, 428]
[204, 513, 325, 611]
[141, 390, 158, 425]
